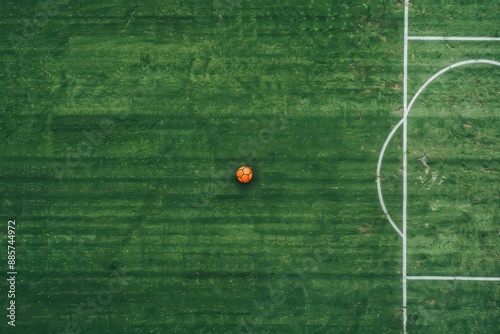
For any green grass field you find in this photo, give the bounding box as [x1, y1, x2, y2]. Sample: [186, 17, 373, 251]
[0, 1, 498, 333]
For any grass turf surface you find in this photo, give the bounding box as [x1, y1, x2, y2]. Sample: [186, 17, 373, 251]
[0, 1, 498, 333]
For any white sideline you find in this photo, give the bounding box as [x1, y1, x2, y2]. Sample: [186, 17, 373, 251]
[402, 2, 409, 333]
[408, 36, 500, 41]
[407, 276, 500, 281]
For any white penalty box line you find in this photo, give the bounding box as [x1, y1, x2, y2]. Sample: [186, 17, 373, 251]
[407, 276, 500, 281]
[408, 36, 500, 41]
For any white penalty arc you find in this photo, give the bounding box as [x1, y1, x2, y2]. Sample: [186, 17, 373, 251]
[377, 59, 500, 237]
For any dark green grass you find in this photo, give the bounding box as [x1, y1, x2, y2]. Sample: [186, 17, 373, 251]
[407, 281, 499, 333]
[0, 1, 498, 333]
[409, 0, 499, 37]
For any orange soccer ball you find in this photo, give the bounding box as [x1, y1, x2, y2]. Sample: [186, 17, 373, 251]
[236, 166, 253, 183]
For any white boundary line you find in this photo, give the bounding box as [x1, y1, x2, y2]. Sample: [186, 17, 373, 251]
[407, 276, 500, 281]
[402, 2, 410, 333]
[408, 36, 500, 41]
